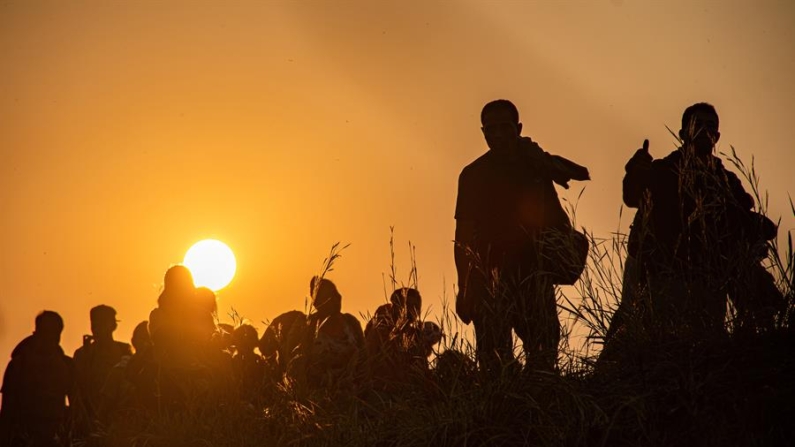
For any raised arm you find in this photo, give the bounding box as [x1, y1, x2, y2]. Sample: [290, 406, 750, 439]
[623, 139, 653, 208]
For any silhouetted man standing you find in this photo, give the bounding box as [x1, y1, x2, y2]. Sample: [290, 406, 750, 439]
[454, 99, 589, 374]
[1, 311, 74, 447]
[73, 305, 132, 427]
[614, 102, 781, 341]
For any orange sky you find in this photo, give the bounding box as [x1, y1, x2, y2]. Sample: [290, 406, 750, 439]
[2, 1, 794, 365]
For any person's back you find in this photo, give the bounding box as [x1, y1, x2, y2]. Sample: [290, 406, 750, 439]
[1, 311, 74, 446]
[259, 310, 308, 380]
[306, 312, 364, 389]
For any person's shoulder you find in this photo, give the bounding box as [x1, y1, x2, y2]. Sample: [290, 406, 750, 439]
[10, 335, 36, 359]
[649, 150, 682, 175]
[372, 303, 396, 324]
[656, 149, 681, 165]
[710, 155, 731, 171]
[73, 344, 89, 359]
[115, 341, 133, 355]
[460, 152, 493, 176]
[341, 313, 363, 331]
[374, 303, 393, 316]
[272, 310, 307, 325]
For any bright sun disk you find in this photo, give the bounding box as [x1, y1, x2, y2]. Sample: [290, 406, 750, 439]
[183, 239, 237, 291]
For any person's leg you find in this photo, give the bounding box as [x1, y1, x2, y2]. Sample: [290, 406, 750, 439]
[513, 277, 559, 373]
[472, 289, 514, 378]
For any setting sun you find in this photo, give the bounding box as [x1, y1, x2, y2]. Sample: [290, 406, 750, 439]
[183, 239, 237, 291]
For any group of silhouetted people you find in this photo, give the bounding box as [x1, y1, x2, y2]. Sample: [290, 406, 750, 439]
[2, 99, 788, 446]
[0, 266, 444, 446]
[454, 100, 785, 372]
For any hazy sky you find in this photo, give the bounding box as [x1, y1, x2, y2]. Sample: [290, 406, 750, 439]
[2, 0, 794, 365]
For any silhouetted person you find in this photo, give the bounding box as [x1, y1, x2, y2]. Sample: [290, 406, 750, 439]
[156, 264, 196, 312]
[150, 268, 220, 366]
[123, 321, 163, 414]
[72, 305, 132, 430]
[145, 266, 232, 411]
[98, 320, 152, 420]
[365, 288, 442, 391]
[305, 277, 365, 391]
[149, 265, 197, 363]
[1, 311, 74, 447]
[612, 102, 781, 343]
[193, 286, 219, 342]
[454, 99, 589, 375]
[259, 310, 308, 382]
[230, 324, 266, 401]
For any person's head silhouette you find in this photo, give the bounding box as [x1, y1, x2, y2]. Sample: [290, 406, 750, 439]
[90, 304, 119, 341]
[233, 324, 259, 355]
[131, 321, 152, 353]
[389, 288, 422, 323]
[34, 310, 64, 345]
[159, 265, 195, 310]
[481, 99, 522, 155]
[310, 276, 342, 317]
[680, 102, 720, 157]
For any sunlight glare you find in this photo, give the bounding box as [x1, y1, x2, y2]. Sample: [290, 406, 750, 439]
[183, 239, 237, 291]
